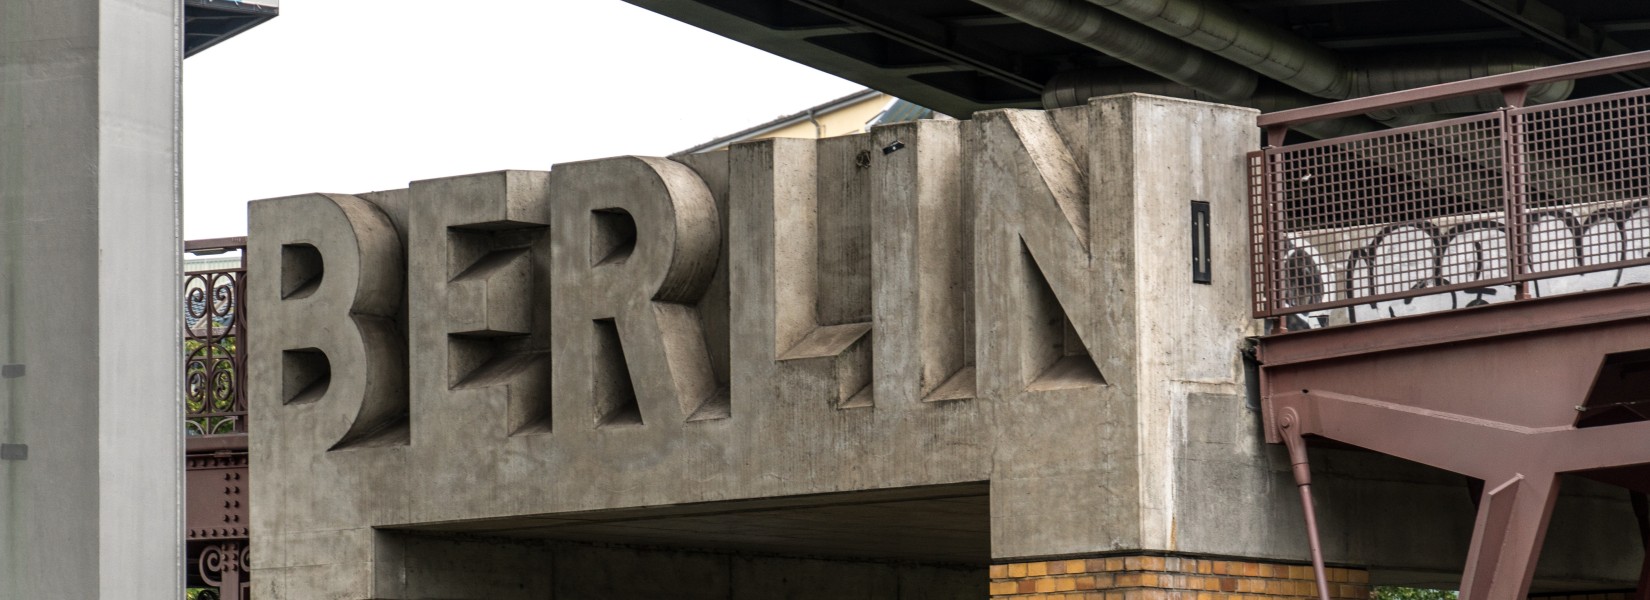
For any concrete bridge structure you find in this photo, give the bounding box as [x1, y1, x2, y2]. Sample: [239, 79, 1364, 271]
[248, 95, 1643, 599]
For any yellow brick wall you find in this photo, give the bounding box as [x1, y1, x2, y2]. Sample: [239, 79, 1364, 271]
[988, 555, 1370, 600]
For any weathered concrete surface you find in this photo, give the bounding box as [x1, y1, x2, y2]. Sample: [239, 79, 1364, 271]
[0, 0, 182, 598]
[249, 95, 1641, 598]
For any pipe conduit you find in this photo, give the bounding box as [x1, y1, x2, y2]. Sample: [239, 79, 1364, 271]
[1357, 49, 1574, 115]
[1081, 0, 1571, 106]
[1039, 69, 1384, 138]
[1083, 0, 1354, 99]
[977, 0, 1572, 137]
[970, 0, 1261, 102]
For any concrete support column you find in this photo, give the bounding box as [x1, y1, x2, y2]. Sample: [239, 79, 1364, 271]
[988, 555, 1370, 600]
[981, 94, 1291, 561]
[0, 0, 182, 598]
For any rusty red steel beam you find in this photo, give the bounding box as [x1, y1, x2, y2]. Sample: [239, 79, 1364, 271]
[1259, 283, 1650, 599]
[1258, 49, 1650, 130]
[1259, 283, 1650, 368]
[1270, 391, 1650, 600]
[185, 236, 247, 253]
[185, 433, 248, 454]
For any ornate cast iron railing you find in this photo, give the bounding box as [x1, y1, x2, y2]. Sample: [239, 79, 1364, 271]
[1250, 51, 1650, 324]
[185, 237, 246, 436]
[184, 237, 251, 600]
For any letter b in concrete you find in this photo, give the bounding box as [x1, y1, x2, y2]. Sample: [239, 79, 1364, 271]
[248, 193, 409, 450]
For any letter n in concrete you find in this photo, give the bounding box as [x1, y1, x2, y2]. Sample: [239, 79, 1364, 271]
[978, 97, 1261, 560]
[248, 193, 408, 451]
[974, 108, 1120, 559]
[973, 110, 1107, 396]
[550, 157, 723, 428]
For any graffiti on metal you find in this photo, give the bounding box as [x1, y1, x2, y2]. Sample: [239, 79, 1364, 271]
[1276, 200, 1650, 330]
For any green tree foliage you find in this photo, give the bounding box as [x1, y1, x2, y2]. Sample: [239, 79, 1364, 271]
[1374, 586, 1458, 600]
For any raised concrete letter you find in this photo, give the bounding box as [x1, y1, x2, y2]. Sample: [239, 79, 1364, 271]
[730, 139, 875, 409]
[409, 171, 553, 437]
[974, 109, 1107, 396]
[870, 121, 974, 404]
[550, 156, 722, 427]
[249, 193, 408, 450]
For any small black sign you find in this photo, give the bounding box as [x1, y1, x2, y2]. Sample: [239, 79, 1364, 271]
[1191, 201, 1212, 285]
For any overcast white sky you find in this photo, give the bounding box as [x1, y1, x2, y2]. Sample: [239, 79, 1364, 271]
[182, 0, 863, 239]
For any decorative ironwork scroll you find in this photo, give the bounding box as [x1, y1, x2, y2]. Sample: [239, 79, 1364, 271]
[184, 240, 246, 436]
[197, 541, 249, 600]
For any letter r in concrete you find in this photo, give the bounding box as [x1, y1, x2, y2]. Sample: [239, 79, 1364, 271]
[549, 157, 723, 427]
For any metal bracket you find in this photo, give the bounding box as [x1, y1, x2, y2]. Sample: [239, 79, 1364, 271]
[1501, 84, 1531, 109]
[1279, 408, 1331, 600]
[1264, 125, 1290, 148]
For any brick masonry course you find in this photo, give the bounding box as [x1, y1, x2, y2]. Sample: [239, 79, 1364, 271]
[988, 555, 1370, 600]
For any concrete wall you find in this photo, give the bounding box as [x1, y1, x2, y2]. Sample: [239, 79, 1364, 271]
[248, 95, 1641, 598]
[0, 0, 182, 598]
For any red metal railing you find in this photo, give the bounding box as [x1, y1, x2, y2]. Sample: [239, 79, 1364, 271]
[183, 237, 251, 600]
[184, 237, 247, 436]
[1250, 51, 1650, 320]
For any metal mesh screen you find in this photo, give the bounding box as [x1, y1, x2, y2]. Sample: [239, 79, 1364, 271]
[1511, 89, 1650, 279]
[1252, 88, 1650, 318]
[1251, 113, 1509, 317]
[1249, 151, 1270, 316]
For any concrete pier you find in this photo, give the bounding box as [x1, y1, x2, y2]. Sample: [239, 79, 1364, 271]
[0, 0, 182, 598]
[248, 95, 1641, 598]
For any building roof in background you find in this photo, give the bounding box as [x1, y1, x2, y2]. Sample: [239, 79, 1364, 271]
[677, 89, 884, 155]
[185, 255, 243, 274]
[868, 99, 934, 127]
[677, 89, 938, 155]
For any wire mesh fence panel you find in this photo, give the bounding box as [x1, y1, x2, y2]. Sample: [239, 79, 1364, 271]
[1251, 113, 1511, 316]
[1249, 151, 1271, 317]
[1511, 89, 1650, 280]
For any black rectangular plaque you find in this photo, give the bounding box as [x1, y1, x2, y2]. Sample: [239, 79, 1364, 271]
[1191, 201, 1212, 284]
[0, 444, 26, 461]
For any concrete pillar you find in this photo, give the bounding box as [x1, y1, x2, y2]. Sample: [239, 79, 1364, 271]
[979, 94, 1275, 561]
[0, 0, 182, 598]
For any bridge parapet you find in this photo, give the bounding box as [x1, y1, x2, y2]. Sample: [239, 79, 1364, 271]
[1251, 52, 1650, 600]
[247, 94, 1637, 599]
[1250, 50, 1650, 331]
